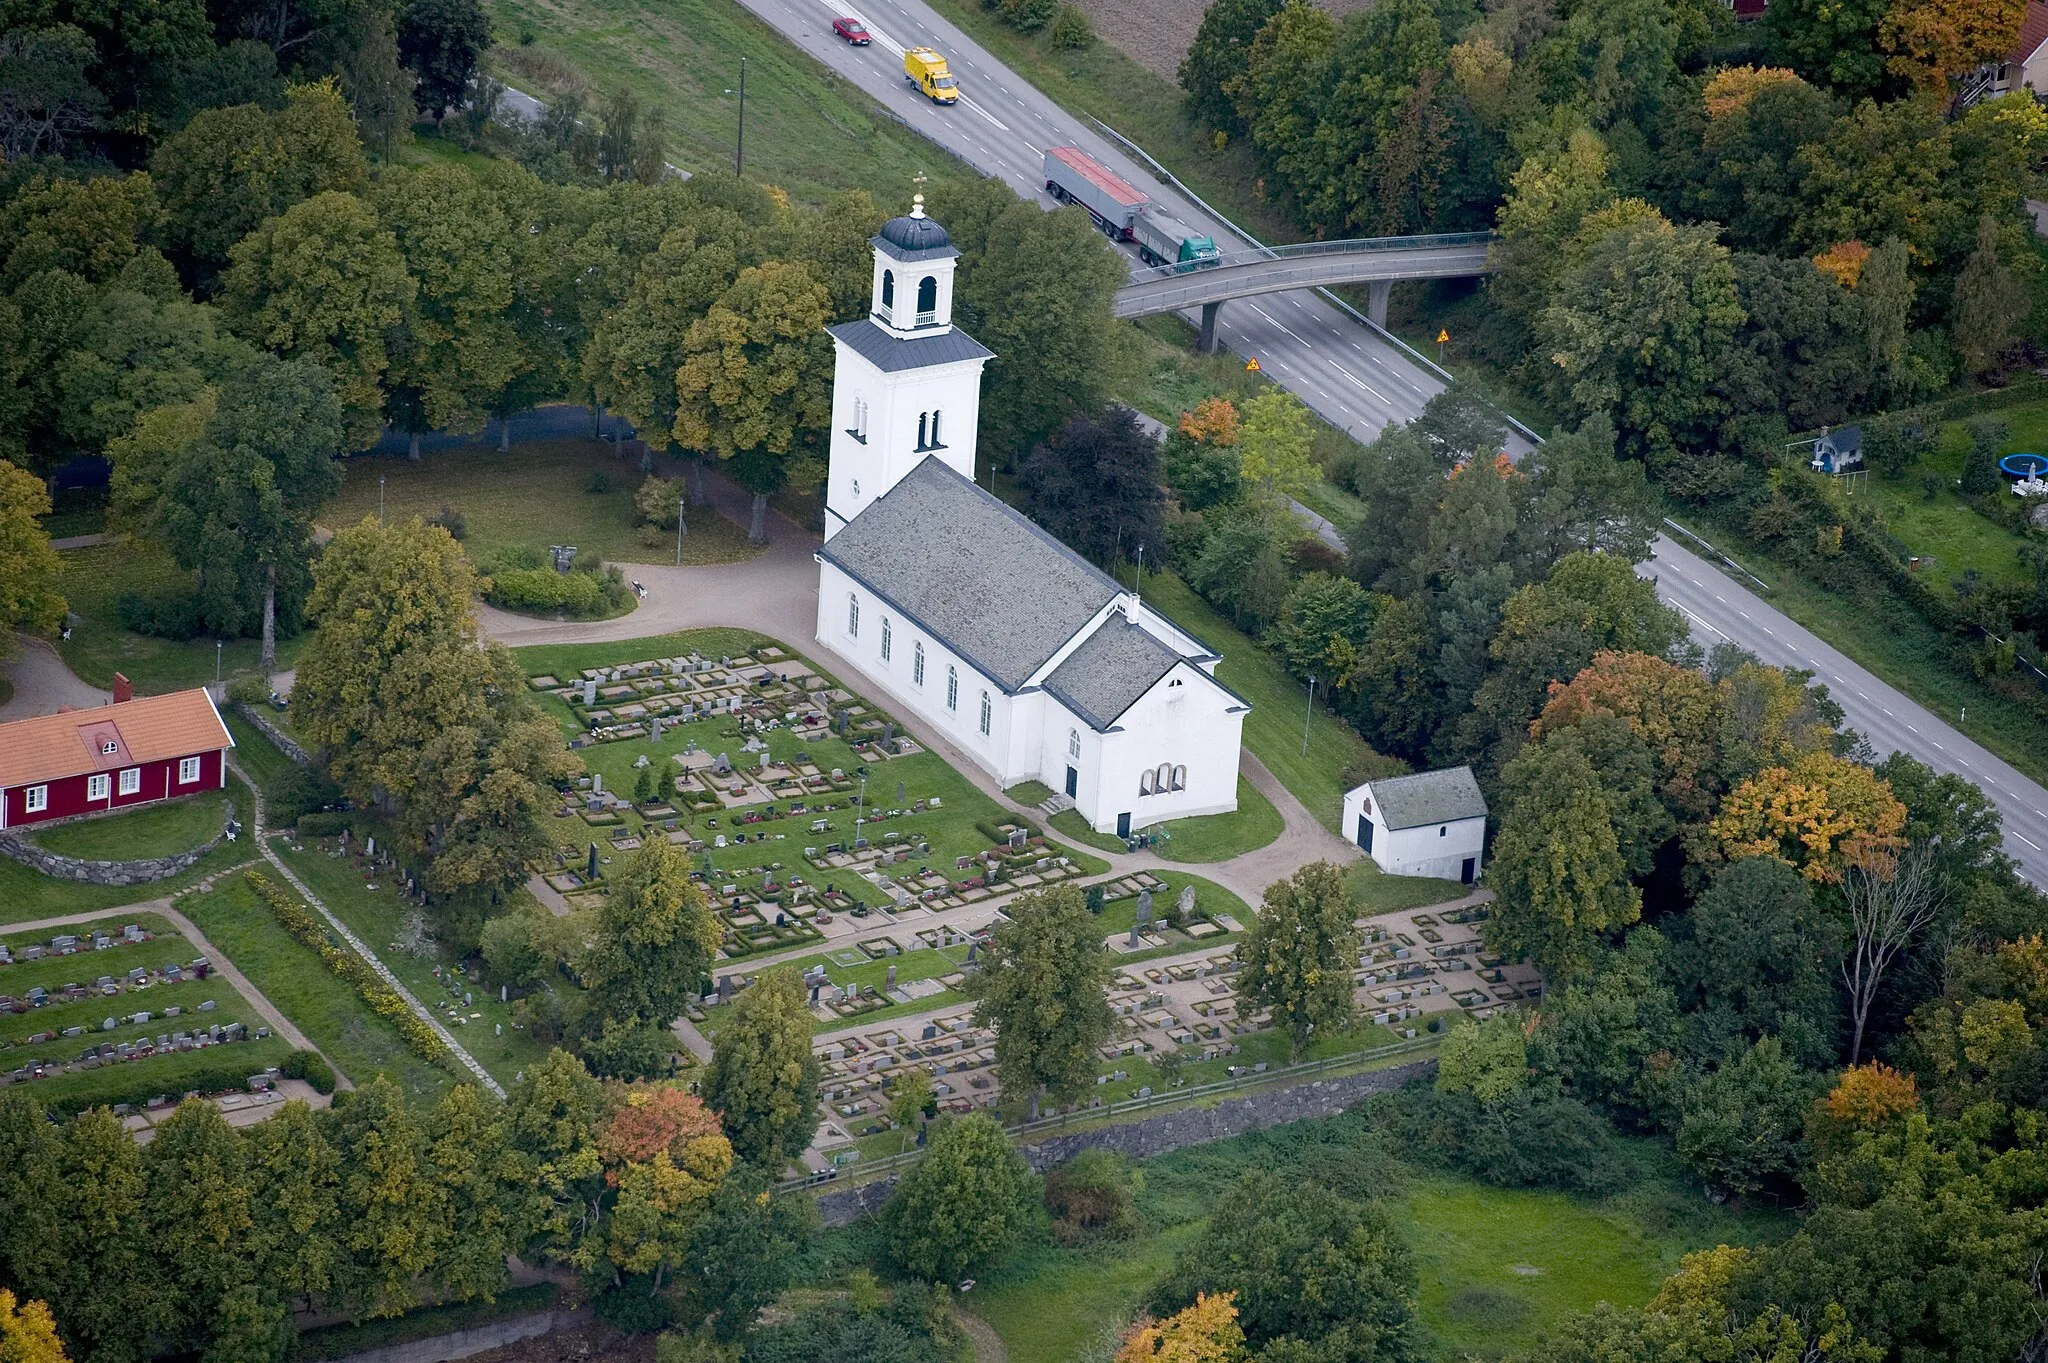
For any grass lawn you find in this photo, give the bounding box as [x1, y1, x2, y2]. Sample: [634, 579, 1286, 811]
[221, 712, 304, 812]
[513, 628, 777, 681]
[0, 913, 184, 992]
[1139, 570, 1387, 834]
[324, 439, 758, 568]
[266, 835, 557, 1090]
[1050, 809, 1131, 854]
[30, 791, 226, 860]
[1004, 780, 1056, 806]
[1151, 775, 1283, 863]
[52, 539, 305, 694]
[177, 878, 452, 1100]
[1348, 859, 1473, 916]
[479, 0, 979, 206]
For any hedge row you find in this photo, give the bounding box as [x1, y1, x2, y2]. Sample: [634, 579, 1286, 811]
[243, 871, 453, 1070]
[32, 1038, 296, 1119]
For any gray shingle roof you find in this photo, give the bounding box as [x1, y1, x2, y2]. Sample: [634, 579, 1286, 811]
[1043, 615, 1183, 731]
[820, 458, 1122, 691]
[1365, 767, 1488, 830]
[828, 320, 993, 374]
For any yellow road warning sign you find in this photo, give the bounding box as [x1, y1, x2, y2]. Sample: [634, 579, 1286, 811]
[1245, 357, 1261, 372]
[1437, 329, 1450, 344]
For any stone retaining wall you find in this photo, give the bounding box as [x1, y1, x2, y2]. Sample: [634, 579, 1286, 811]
[814, 1059, 1434, 1226]
[0, 802, 234, 885]
[328, 1308, 589, 1363]
[235, 703, 314, 766]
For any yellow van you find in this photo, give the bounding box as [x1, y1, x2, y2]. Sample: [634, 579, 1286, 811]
[904, 47, 959, 104]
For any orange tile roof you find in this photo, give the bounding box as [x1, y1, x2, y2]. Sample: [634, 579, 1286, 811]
[0, 689, 234, 791]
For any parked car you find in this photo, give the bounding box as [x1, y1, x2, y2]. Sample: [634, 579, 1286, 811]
[833, 16, 871, 43]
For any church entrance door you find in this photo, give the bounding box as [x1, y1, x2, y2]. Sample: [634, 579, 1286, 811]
[1064, 766, 1077, 798]
[1116, 811, 1130, 838]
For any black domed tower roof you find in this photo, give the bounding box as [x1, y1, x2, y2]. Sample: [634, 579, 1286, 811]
[873, 196, 960, 262]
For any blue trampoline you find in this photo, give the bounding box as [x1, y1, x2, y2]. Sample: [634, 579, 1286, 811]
[2001, 453, 2048, 478]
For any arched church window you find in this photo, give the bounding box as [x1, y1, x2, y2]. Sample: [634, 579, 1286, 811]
[916, 275, 938, 324]
[914, 642, 925, 686]
[979, 691, 992, 736]
[882, 269, 895, 307]
[881, 616, 892, 662]
[1140, 771, 1154, 796]
[917, 412, 928, 450]
[947, 666, 958, 711]
[1156, 762, 1172, 792]
[848, 593, 859, 638]
[1068, 729, 1081, 760]
[930, 410, 942, 447]
[1172, 765, 1187, 791]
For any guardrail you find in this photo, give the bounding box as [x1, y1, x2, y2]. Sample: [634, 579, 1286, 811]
[1660, 518, 1772, 593]
[775, 1033, 1438, 1195]
[1125, 233, 1497, 285]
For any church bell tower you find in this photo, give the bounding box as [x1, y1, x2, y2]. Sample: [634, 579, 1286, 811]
[821, 196, 993, 540]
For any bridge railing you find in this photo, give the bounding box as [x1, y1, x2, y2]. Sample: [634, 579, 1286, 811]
[1125, 231, 1496, 285]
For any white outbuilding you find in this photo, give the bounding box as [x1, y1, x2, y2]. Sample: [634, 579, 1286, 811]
[1342, 767, 1487, 884]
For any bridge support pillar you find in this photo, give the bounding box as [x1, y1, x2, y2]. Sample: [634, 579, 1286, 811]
[1366, 280, 1392, 328]
[1197, 301, 1222, 354]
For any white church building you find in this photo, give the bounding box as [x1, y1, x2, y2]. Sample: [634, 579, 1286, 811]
[814, 199, 1248, 838]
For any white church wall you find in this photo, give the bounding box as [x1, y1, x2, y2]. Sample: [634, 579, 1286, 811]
[824, 343, 984, 537]
[1128, 598, 1223, 677]
[1075, 663, 1243, 835]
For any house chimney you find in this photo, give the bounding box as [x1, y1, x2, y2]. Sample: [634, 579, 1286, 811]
[112, 673, 132, 704]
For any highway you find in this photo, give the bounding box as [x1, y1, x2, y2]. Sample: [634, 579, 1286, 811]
[731, 0, 2048, 886]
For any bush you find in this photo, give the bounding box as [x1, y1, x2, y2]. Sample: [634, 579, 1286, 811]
[484, 566, 627, 619]
[117, 587, 206, 639]
[225, 676, 271, 707]
[1001, 0, 1060, 30]
[270, 763, 343, 822]
[1374, 1080, 1633, 1194]
[1043, 1149, 1140, 1243]
[1048, 4, 1094, 48]
[427, 505, 467, 540]
[585, 470, 614, 494]
[973, 817, 1040, 846]
[281, 1047, 337, 1094]
[296, 811, 352, 838]
[636, 474, 683, 530]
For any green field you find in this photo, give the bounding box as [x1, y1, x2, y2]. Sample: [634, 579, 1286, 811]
[967, 1103, 1786, 1363]
[480, 0, 978, 206]
[30, 790, 226, 860]
[176, 878, 451, 1100]
[324, 438, 758, 569]
[1348, 859, 1472, 916]
[1151, 775, 1283, 862]
[1139, 570, 1389, 834]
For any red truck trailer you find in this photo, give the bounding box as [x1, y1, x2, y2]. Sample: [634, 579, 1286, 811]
[1043, 145, 1147, 240]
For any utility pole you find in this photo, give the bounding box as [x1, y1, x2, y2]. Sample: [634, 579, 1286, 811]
[727, 58, 747, 177]
[1301, 676, 1316, 757]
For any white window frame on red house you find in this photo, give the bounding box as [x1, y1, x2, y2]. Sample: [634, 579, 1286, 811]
[24, 785, 48, 814]
[178, 756, 201, 785]
[119, 768, 141, 795]
[87, 774, 110, 801]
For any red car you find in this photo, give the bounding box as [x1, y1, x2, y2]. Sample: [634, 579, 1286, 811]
[832, 16, 871, 43]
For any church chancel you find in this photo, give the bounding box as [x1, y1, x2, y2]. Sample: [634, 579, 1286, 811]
[815, 199, 1248, 838]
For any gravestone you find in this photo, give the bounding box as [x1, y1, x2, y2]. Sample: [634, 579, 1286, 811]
[583, 679, 598, 706]
[1127, 920, 1140, 948]
[651, 717, 665, 741]
[717, 975, 733, 1001]
[591, 772, 604, 795]
[1137, 889, 1153, 927]
[966, 941, 978, 965]
[365, 835, 376, 858]
[885, 965, 897, 990]
[588, 844, 600, 879]
[1178, 884, 1196, 918]
[714, 754, 732, 775]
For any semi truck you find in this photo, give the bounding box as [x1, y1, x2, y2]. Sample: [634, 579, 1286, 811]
[1042, 146, 1218, 269]
[904, 47, 959, 104]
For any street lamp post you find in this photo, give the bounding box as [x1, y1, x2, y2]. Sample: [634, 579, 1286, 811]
[378, 475, 386, 525]
[724, 58, 748, 177]
[1301, 675, 1316, 757]
[853, 767, 869, 850]
[675, 493, 687, 566]
[216, 639, 222, 687]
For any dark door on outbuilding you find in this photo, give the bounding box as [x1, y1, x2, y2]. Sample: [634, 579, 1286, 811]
[1065, 766, 1077, 798]
[1356, 815, 1373, 852]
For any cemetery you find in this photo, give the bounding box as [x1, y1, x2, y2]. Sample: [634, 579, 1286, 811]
[0, 916, 291, 1115]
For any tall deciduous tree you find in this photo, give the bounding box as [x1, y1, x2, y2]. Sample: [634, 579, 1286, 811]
[0, 1290, 70, 1363]
[397, 0, 490, 117]
[0, 460, 66, 661]
[1237, 861, 1359, 1055]
[1710, 752, 1907, 884]
[884, 1114, 1037, 1282]
[1019, 406, 1165, 566]
[1116, 1292, 1246, 1363]
[672, 261, 832, 542]
[1179, 0, 1282, 131]
[584, 210, 751, 438]
[1879, 0, 2028, 94]
[243, 1099, 342, 1316]
[143, 1102, 271, 1360]
[971, 883, 1114, 1119]
[1764, 0, 1890, 96]
[1235, 390, 1318, 502]
[1485, 743, 1640, 982]
[703, 966, 823, 1169]
[48, 1107, 161, 1363]
[326, 1078, 448, 1315]
[1953, 214, 2028, 379]
[581, 838, 721, 1032]
[0, 25, 104, 160]
[680, 1166, 818, 1340]
[220, 189, 416, 448]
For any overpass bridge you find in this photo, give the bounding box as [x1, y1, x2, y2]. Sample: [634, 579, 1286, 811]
[1112, 232, 1497, 351]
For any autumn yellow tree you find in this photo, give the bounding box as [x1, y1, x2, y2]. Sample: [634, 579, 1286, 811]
[1178, 397, 1240, 446]
[594, 1086, 734, 1285]
[0, 1291, 69, 1363]
[1813, 240, 1873, 289]
[1116, 1292, 1246, 1363]
[1702, 66, 1803, 118]
[1709, 752, 1907, 881]
[1880, 0, 2028, 94]
[1534, 651, 1723, 820]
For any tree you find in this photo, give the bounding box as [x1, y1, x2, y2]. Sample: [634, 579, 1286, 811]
[672, 261, 833, 543]
[0, 461, 65, 662]
[1117, 1293, 1246, 1363]
[1179, 0, 1282, 130]
[502, 1049, 609, 1267]
[425, 1083, 524, 1303]
[884, 1114, 1036, 1282]
[702, 967, 822, 1168]
[593, 1086, 732, 1294]
[338, 4, 414, 161]
[1517, 415, 1658, 567]
[1267, 572, 1375, 687]
[220, 190, 416, 448]
[1189, 506, 1294, 634]
[1675, 857, 1843, 1069]
[971, 883, 1114, 1118]
[1676, 1037, 1820, 1197]
[1953, 215, 2028, 379]
[324, 1077, 447, 1315]
[398, 0, 490, 117]
[242, 1100, 342, 1316]
[1436, 1014, 1530, 1105]
[0, 1290, 69, 1363]
[1841, 843, 1946, 1064]
[142, 1102, 272, 1359]
[1533, 651, 1723, 824]
[1859, 409, 1935, 480]
[886, 1069, 935, 1151]
[581, 838, 721, 1032]
[1151, 1170, 1421, 1362]
[1485, 744, 1640, 982]
[679, 1166, 817, 1341]
[1235, 390, 1318, 501]
[47, 1107, 161, 1363]
[1237, 861, 1359, 1055]
[1710, 752, 1908, 883]
[792, 190, 886, 321]
[0, 25, 104, 160]
[1019, 406, 1165, 565]
[149, 80, 368, 274]
[1765, 0, 1890, 96]
[1880, 0, 2028, 94]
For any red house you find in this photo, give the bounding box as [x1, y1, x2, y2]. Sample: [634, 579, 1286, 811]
[0, 687, 235, 832]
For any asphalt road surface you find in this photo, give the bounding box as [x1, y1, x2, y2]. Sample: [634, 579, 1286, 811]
[732, 0, 2048, 885]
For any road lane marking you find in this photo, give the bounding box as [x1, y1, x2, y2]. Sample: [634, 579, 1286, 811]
[2016, 832, 2042, 851]
[1247, 303, 1310, 345]
[1333, 365, 1389, 404]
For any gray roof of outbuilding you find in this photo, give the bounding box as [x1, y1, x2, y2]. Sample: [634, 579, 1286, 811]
[828, 320, 993, 374]
[1043, 615, 1185, 731]
[819, 458, 1122, 691]
[1362, 766, 1488, 830]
